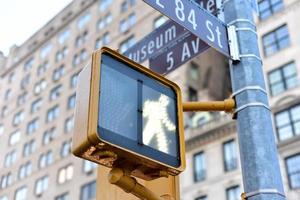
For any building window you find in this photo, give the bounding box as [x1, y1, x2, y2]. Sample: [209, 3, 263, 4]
[55, 47, 68, 63]
[55, 192, 69, 200]
[70, 72, 79, 88]
[120, 0, 136, 12]
[34, 79, 47, 95]
[1, 106, 8, 118]
[119, 13, 136, 33]
[80, 181, 96, 200]
[50, 85, 62, 101]
[37, 61, 49, 76]
[73, 49, 88, 67]
[35, 176, 49, 196]
[27, 118, 39, 134]
[17, 92, 28, 106]
[190, 63, 199, 80]
[286, 154, 300, 189]
[67, 94, 76, 110]
[43, 127, 56, 145]
[119, 35, 135, 53]
[226, 185, 240, 200]
[223, 140, 238, 172]
[97, 13, 113, 30]
[18, 162, 32, 180]
[39, 151, 53, 168]
[15, 186, 27, 200]
[0, 173, 12, 189]
[262, 24, 290, 57]
[99, 0, 113, 11]
[58, 29, 70, 44]
[23, 139, 36, 157]
[65, 116, 74, 133]
[268, 62, 298, 96]
[24, 58, 34, 71]
[61, 140, 72, 158]
[77, 13, 91, 29]
[46, 105, 60, 122]
[9, 130, 21, 146]
[275, 104, 300, 141]
[188, 87, 198, 101]
[75, 31, 88, 47]
[0, 124, 4, 136]
[95, 32, 110, 49]
[20, 74, 30, 89]
[31, 98, 42, 113]
[153, 15, 167, 29]
[40, 43, 52, 59]
[195, 196, 207, 200]
[4, 89, 12, 100]
[4, 150, 17, 167]
[258, 0, 284, 20]
[57, 164, 74, 184]
[53, 65, 65, 81]
[83, 160, 97, 174]
[193, 152, 205, 182]
[8, 72, 16, 83]
[13, 111, 25, 126]
[0, 196, 8, 200]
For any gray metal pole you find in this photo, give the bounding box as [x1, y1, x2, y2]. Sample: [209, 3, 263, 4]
[223, 0, 286, 200]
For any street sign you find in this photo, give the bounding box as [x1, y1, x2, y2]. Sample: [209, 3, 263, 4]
[72, 47, 185, 181]
[143, 0, 230, 58]
[123, 20, 186, 63]
[149, 32, 209, 74]
[123, 0, 218, 63]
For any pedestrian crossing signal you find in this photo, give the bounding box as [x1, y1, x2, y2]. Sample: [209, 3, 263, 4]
[72, 47, 185, 180]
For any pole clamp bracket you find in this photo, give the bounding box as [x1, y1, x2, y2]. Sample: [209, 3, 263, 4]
[230, 86, 268, 99]
[241, 189, 286, 199]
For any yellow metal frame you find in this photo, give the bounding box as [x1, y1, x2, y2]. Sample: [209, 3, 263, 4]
[72, 47, 186, 180]
[182, 99, 235, 113]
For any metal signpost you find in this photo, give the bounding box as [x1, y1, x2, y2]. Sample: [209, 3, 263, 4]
[223, 0, 285, 199]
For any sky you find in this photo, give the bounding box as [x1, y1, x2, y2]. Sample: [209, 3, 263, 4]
[0, 0, 73, 56]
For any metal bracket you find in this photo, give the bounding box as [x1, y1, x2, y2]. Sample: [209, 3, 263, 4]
[234, 102, 270, 115]
[239, 54, 263, 64]
[241, 189, 286, 199]
[227, 19, 256, 27]
[227, 25, 240, 62]
[230, 86, 267, 99]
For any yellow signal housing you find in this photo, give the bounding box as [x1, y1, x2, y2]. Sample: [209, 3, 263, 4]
[72, 47, 185, 181]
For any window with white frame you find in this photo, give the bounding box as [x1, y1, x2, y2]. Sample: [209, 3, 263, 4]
[99, 0, 113, 11]
[17, 92, 28, 106]
[61, 140, 72, 158]
[67, 94, 76, 110]
[9, 130, 21, 146]
[13, 111, 25, 126]
[53, 65, 65, 81]
[57, 164, 74, 184]
[119, 35, 135, 53]
[14, 186, 27, 200]
[27, 118, 39, 135]
[268, 62, 298, 96]
[119, 13, 136, 33]
[46, 105, 60, 123]
[42, 127, 56, 145]
[0, 173, 12, 189]
[64, 116, 74, 133]
[34, 79, 47, 95]
[77, 13, 91, 29]
[24, 58, 34, 71]
[4, 150, 17, 167]
[0, 124, 4, 136]
[37, 62, 49, 76]
[70, 72, 79, 88]
[95, 32, 110, 49]
[226, 185, 240, 200]
[97, 13, 113, 30]
[55, 47, 68, 63]
[55, 192, 69, 200]
[35, 176, 49, 196]
[23, 139, 36, 157]
[31, 98, 42, 113]
[18, 162, 32, 180]
[39, 151, 53, 168]
[40, 43, 52, 59]
[58, 29, 70, 44]
[80, 181, 96, 200]
[83, 160, 97, 173]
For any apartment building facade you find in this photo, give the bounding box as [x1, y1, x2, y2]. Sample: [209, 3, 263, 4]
[0, 0, 299, 200]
